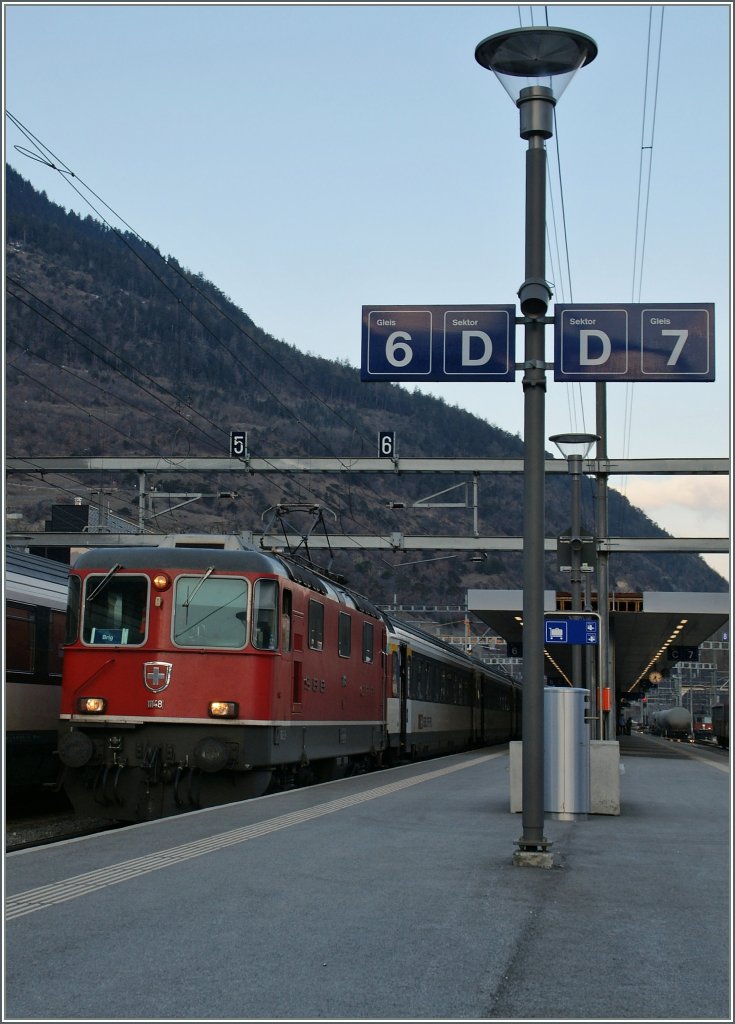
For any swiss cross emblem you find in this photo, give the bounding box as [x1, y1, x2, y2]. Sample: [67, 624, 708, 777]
[143, 662, 172, 693]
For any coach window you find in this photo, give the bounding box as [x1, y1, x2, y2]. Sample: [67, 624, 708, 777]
[253, 579, 278, 650]
[83, 574, 148, 646]
[173, 576, 248, 649]
[49, 611, 65, 675]
[308, 600, 324, 650]
[391, 650, 400, 697]
[6, 604, 35, 673]
[362, 622, 374, 663]
[338, 612, 352, 658]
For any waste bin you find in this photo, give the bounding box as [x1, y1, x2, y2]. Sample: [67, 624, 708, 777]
[544, 686, 590, 819]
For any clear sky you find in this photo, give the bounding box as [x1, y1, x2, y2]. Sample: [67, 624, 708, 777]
[2, 2, 731, 581]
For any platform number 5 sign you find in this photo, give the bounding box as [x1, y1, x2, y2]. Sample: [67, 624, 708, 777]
[230, 431, 248, 458]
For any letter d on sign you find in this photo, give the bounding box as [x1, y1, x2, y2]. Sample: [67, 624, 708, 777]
[580, 329, 611, 365]
[461, 331, 493, 366]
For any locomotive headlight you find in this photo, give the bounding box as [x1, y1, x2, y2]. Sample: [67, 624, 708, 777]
[77, 697, 107, 714]
[209, 701, 238, 719]
[153, 573, 171, 591]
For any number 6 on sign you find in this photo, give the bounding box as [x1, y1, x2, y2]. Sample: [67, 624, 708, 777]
[385, 332, 414, 367]
[379, 432, 396, 459]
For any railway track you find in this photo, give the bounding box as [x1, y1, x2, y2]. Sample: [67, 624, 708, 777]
[5, 789, 123, 852]
[6, 813, 124, 852]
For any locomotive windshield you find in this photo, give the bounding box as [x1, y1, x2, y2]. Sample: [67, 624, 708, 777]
[173, 575, 248, 648]
[82, 574, 148, 646]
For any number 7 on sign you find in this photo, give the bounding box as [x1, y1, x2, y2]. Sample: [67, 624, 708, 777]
[662, 329, 688, 366]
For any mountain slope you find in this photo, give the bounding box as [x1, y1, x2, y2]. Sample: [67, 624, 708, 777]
[5, 166, 726, 605]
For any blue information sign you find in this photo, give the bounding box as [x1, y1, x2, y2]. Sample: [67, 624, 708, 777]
[554, 303, 715, 382]
[361, 305, 516, 382]
[545, 616, 599, 646]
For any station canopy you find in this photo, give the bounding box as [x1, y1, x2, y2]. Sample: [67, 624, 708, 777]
[467, 589, 729, 694]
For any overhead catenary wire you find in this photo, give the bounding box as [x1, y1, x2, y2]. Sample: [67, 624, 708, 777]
[6, 280, 226, 451]
[617, 6, 665, 536]
[518, 7, 667, 536]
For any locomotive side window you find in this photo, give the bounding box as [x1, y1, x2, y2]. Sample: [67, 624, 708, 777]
[253, 579, 278, 650]
[281, 590, 292, 652]
[308, 600, 324, 651]
[173, 575, 248, 649]
[362, 622, 374, 664]
[338, 612, 352, 658]
[83, 574, 149, 646]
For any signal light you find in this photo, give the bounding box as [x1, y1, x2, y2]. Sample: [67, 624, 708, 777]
[153, 573, 171, 591]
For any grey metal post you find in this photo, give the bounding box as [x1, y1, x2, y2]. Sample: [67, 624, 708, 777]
[595, 383, 612, 739]
[517, 87, 554, 854]
[474, 24, 598, 863]
[138, 470, 147, 532]
[569, 453, 583, 688]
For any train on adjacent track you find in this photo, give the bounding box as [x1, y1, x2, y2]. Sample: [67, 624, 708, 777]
[5, 549, 69, 793]
[711, 701, 729, 749]
[650, 705, 693, 741]
[691, 712, 714, 742]
[54, 535, 522, 822]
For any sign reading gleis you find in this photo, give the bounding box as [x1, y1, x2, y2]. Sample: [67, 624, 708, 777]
[361, 305, 516, 382]
[554, 303, 715, 382]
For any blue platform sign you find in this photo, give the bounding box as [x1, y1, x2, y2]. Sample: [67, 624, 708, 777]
[361, 305, 516, 382]
[554, 303, 715, 382]
[545, 616, 599, 646]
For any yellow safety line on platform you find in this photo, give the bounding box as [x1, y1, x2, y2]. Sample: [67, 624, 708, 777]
[6, 751, 504, 919]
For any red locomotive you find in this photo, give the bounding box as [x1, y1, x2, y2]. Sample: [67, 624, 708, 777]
[692, 712, 714, 742]
[57, 535, 520, 821]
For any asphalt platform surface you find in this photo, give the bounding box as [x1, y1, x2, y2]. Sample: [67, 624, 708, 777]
[4, 732, 731, 1022]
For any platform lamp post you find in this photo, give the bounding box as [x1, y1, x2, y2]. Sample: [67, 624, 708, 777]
[475, 27, 597, 862]
[550, 432, 600, 697]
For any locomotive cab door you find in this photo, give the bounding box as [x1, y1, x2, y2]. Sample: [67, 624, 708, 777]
[281, 589, 302, 714]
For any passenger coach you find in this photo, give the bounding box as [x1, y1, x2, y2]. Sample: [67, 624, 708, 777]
[5, 549, 68, 791]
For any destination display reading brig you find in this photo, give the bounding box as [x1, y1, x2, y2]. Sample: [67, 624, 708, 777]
[554, 303, 715, 382]
[361, 305, 516, 382]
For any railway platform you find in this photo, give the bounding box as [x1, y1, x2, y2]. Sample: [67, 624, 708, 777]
[4, 733, 731, 1021]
